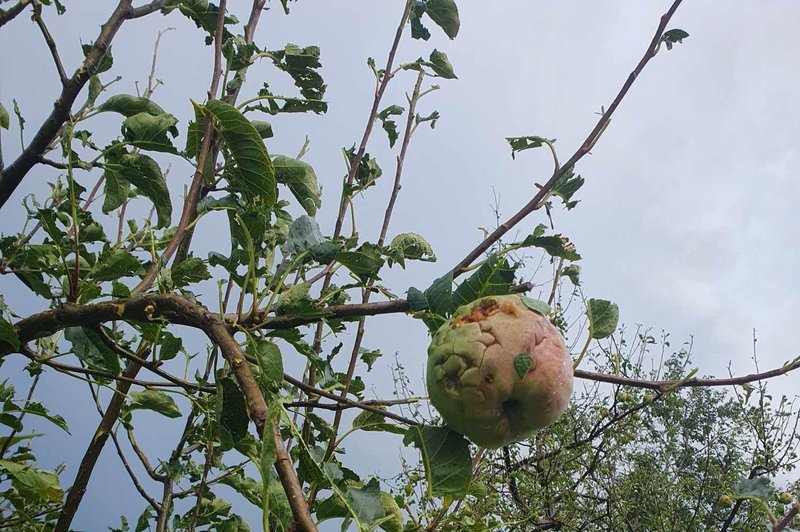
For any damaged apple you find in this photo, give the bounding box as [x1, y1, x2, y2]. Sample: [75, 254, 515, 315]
[426, 294, 573, 448]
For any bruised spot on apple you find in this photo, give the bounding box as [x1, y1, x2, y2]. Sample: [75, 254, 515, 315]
[426, 294, 573, 448]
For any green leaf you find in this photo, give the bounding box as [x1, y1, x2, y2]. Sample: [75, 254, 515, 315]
[136, 508, 154, 532]
[104, 150, 172, 228]
[87, 76, 102, 107]
[387, 232, 436, 268]
[453, 255, 516, 308]
[282, 215, 324, 255]
[562, 264, 581, 286]
[309, 241, 341, 263]
[219, 471, 262, 507]
[407, 287, 428, 311]
[505, 135, 553, 160]
[102, 167, 132, 214]
[171, 256, 211, 287]
[91, 249, 143, 282]
[662, 28, 690, 50]
[97, 95, 167, 117]
[249, 340, 283, 392]
[64, 326, 121, 380]
[410, 1, 431, 40]
[519, 296, 549, 316]
[274, 284, 317, 317]
[359, 348, 382, 372]
[733, 477, 773, 499]
[272, 155, 321, 216]
[251, 120, 273, 139]
[157, 331, 182, 361]
[540, 166, 584, 210]
[587, 299, 619, 339]
[336, 243, 385, 280]
[0, 317, 20, 351]
[111, 280, 131, 298]
[0, 433, 43, 451]
[344, 148, 383, 194]
[20, 402, 69, 433]
[428, 49, 457, 79]
[513, 352, 532, 380]
[203, 99, 276, 206]
[346, 478, 386, 525]
[425, 273, 454, 317]
[267, 44, 327, 109]
[426, 0, 460, 39]
[0, 459, 63, 502]
[403, 425, 472, 498]
[0, 102, 9, 130]
[377, 104, 404, 148]
[352, 408, 406, 435]
[520, 234, 581, 261]
[128, 390, 182, 418]
[218, 376, 249, 450]
[121, 112, 179, 153]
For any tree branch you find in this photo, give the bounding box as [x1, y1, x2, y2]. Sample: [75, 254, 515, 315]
[574, 359, 800, 392]
[0, 0, 164, 208]
[449, 0, 685, 278]
[32, 1, 67, 84]
[0, 0, 30, 28]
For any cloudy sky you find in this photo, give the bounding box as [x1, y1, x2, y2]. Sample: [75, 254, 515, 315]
[1, 0, 799, 528]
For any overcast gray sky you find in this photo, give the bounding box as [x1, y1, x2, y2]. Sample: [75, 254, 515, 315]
[2, 0, 799, 528]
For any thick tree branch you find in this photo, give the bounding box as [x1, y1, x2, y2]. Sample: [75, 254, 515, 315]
[449, 0, 685, 278]
[0, 0, 30, 28]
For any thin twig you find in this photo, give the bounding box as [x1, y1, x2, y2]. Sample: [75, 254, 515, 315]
[86, 381, 161, 510]
[323, 69, 427, 463]
[32, 2, 67, 84]
[449, 0, 686, 279]
[0, 373, 40, 459]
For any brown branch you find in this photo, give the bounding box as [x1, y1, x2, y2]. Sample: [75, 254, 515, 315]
[449, 0, 685, 278]
[54, 362, 141, 531]
[303, 2, 414, 436]
[95, 327, 215, 392]
[286, 397, 418, 411]
[0, 0, 169, 208]
[129, 0, 169, 19]
[574, 357, 800, 392]
[283, 373, 417, 426]
[126, 426, 163, 481]
[86, 381, 161, 511]
[272, 422, 317, 531]
[0, 0, 30, 28]
[170, 0, 227, 266]
[323, 69, 427, 463]
[774, 503, 799, 532]
[32, 2, 68, 84]
[18, 345, 188, 390]
[330, 1, 412, 241]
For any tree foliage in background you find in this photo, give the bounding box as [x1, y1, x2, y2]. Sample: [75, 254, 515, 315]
[0, 0, 798, 531]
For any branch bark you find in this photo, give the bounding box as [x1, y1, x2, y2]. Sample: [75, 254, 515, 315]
[0, 0, 30, 29]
